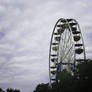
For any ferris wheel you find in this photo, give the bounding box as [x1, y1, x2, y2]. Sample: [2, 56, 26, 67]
[49, 18, 86, 84]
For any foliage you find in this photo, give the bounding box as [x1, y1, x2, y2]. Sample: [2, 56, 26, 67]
[34, 59, 92, 92]
[0, 88, 20, 92]
[0, 88, 5, 92]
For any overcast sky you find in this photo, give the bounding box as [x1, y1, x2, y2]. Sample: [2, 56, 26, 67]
[0, 0, 92, 92]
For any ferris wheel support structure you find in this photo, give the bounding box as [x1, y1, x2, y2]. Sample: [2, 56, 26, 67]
[49, 18, 86, 85]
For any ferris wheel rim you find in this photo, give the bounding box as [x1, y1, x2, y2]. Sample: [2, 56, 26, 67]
[49, 18, 86, 84]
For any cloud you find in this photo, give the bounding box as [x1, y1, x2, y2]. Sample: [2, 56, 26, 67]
[0, 0, 92, 92]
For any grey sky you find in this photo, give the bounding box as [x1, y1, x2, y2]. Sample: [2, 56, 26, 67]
[0, 0, 92, 92]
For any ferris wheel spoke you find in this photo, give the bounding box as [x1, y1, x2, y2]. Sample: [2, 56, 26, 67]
[66, 50, 74, 62]
[61, 45, 73, 62]
[63, 29, 68, 50]
[63, 32, 72, 51]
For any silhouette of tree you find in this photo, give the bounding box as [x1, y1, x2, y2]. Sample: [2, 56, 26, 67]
[6, 88, 13, 92]
[6, 88, 20, 92]
[0, 88, 20, 92]
[34, 59, 92, 92]
[0, 88, 5, 92]
[13, 89, 20, 92]
[74, 59, 92, 92]
[0, 88, 3, 92]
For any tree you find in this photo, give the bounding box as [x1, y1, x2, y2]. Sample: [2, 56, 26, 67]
[0, 88, 5, 92]
[6, 88, 20, 92]
[0, 88, 20, 92]
[74, 59, 92, 92]
[34, 83, 51, 92]
[34, 59, 92, 92]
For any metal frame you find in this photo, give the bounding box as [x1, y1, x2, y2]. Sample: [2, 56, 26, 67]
[49, 18, 86, 85]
